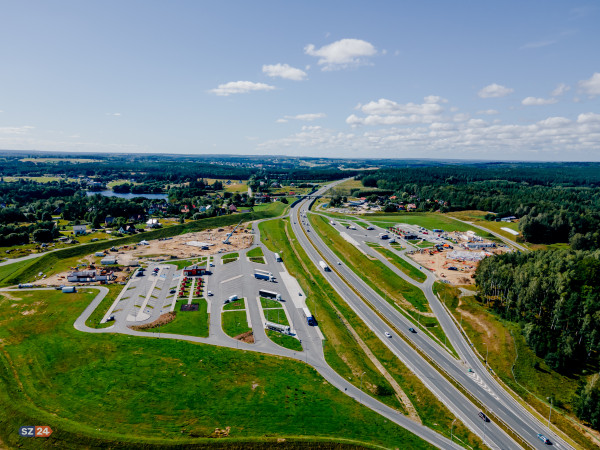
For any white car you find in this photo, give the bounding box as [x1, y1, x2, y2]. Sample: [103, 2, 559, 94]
[384, 332, 392, 338]
[207, 291, 213, 296]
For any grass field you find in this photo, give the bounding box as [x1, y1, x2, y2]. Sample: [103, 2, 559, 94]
[260, 297, 282, 309]
[0, 289, 433, 449]
[266, 330, 303, 351]
[221, 252, 239, 264]
[435, 283, 597, 449]
[247, 247, 264, 258]
[258, 218, 481, 446]
[365, 242, 427, 283]
[157, 299, 209, 337]
[85, 285, 124, 329]
[222, 310, 252, 337]
[264, 308, 289, 326]
[223, 298, 245, 310]
[446, 210, 524, 244]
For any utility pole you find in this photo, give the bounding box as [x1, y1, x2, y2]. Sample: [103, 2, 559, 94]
[451, 418, 456, 442]
[547, 397, 553, 430]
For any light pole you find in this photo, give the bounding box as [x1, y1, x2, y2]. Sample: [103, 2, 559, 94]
[359, 372, 366, 403]
[547, 397, 553, 430]
[450, 418, 456, 442]
[484, 342, 488, 367]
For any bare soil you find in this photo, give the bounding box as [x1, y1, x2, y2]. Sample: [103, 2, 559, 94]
[130, 312, 176, 331]
[234, 331, 254, 343]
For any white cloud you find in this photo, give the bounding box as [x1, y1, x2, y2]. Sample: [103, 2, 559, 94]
[578, 72, 600, 97]
[277, 113, 326, 123]
[478, 83, 514, 98]
[521, 97, 558, 106]
[106, 112, 121, 116]
[477, 109, 499, 115]
[304, 38, 377, 70]
[551, 83, 570, 96]
[262, 63, 307, 81]
[210, 81, 276, 96]
[520, 40, 557, 50]
[0, 125, 34, 134]
[577, 112, 600, 124]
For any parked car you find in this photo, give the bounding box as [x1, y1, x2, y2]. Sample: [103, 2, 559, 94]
[169, 289, 176, 294]
[207, 291, 213, 296]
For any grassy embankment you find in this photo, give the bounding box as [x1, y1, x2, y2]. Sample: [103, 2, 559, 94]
[310, 214, 456, 355]
[259, 218, 483, 448]
[247, 246, 266, 264]
[0, 289, 434, 449]
[0, 201, 288, 288]
[364, 242, 426, 283]
[435, 282, 599, 449]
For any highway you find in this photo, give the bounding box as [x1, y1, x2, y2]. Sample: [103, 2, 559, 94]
[292, 182, 572, 449]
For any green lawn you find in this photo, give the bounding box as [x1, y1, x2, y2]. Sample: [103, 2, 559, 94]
[264, 308, 289, 326]
[223, 298, 245, 310]
[260, 297, 282, 309]
[0, 289, 436, 449]
[221, 310, 252, 337]
[266, 330, 303, 351]
[157, 300, 209, 337]
[85, 285, 125, 329]
[249, 256, 266, 264]
[365, 243, 426, 283]
[222, 252, 239, 264]
[247, 247, 264, 258]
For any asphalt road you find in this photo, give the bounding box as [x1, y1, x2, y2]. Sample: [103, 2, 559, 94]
[295, 185, 572, 450]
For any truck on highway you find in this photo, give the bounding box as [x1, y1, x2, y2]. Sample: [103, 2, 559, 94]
[254, 269, 275, 282]
[319, 260, 330, 272]
[303, 307, 316, 326]
[259, 289, 282, 301]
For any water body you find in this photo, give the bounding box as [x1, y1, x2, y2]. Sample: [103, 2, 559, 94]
[86, 190, 168, 201]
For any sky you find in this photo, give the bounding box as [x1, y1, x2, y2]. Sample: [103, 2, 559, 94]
[1, 1, 599, 161]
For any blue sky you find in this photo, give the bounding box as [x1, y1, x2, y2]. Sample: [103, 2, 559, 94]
[1, 1, 599, 160]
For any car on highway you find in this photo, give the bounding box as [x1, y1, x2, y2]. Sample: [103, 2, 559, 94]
[537, 434, 551, 444]
[478, 411, 490, 422]
[337, 261, 341, 265]
[384, 332, 392, 338]
[408, 327, 417, 333]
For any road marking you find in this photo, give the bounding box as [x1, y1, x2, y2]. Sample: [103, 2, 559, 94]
[220, 274, 243, 284]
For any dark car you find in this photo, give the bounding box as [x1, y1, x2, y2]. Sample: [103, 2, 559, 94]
[478, 411, 490, 422]
[169, 289, 176, 294]
[408, 327, 417, 333]
[537, 434, 551, 445]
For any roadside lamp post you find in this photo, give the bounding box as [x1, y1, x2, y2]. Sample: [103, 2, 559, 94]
[483, 342, 488, 366]
[547, 397, 553, 430]
[450, 418, 456, 442]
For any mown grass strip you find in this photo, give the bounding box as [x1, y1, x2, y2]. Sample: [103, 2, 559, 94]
[84, 285, 124, 329]
[365, 242, 426, 283]
[156, 299, 209, 338]
[222, 310, 251, 337]
[265, 330, 303, 351]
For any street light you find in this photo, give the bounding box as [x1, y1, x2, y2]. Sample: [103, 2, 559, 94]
[450, 418, 456, 442]
[547, 397, 553, 430]
[483, 342, 488, 366]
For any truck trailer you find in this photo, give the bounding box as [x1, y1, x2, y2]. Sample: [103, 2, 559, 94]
[274, 253, 282, 262]
[303, 307, 316, 326]
[318, 260, 330, 272]
[254, 269, 275, 282]
[259, 289, 282, 301]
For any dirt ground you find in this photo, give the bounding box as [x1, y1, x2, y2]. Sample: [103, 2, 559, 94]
[37, 224, 254, 287]
[408, 245, 507, 285]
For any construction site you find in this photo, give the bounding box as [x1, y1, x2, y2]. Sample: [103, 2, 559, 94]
[37, 223, 254, 287]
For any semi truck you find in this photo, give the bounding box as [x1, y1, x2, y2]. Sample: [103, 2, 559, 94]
[275, 253, 282, 262]
[319, 260, 330, 272]
[259, 289, 282, 301]
[254, 269, 275, 282]
[303, 307, 316, 326]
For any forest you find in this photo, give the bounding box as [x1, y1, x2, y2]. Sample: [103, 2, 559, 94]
[358, 163, 600, 248]
[475, 250, 600, 428]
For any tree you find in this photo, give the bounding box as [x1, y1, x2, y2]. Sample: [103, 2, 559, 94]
[33, 228, 54, 243]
